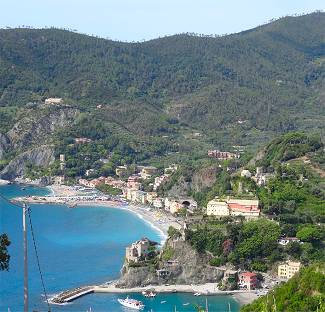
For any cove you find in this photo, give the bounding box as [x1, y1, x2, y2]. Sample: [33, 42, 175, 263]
[0, 185, 240, 311]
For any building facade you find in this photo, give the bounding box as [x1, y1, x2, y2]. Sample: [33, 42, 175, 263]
[125, 238, 150, 262]
[206, 199, 230, 216]
[238, 272, 258, 290]
[278, 261, 301, 279]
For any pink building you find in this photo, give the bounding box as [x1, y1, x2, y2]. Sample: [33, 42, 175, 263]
[238, 272, 258, 290]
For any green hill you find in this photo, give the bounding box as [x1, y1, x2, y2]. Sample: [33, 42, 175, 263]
[1, 12, 325, 134]
[240, 263, 325, 312]
[0, 12, 324, 175]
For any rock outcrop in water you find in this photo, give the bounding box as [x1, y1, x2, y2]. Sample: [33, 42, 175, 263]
[117, 239, 224, 288]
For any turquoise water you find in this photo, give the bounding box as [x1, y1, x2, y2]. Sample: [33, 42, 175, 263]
[0, 185, 240, 312]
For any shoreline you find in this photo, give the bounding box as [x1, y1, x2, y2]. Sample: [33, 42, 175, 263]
[50, 281, 258, 305]
[14, 183, 182, 242]
[13, 183, 258, 306]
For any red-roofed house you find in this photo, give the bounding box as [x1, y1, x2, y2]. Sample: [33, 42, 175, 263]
[227, 199, 260, 219]
[238, 272, 258, 290]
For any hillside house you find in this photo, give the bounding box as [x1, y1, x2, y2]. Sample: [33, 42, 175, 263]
[140, 166, 158, 179]
[207, 199, 230, 217]
[227, 199, 260, 218]
[278, 261, 301, 279]
[206, 198, 260, 219]
[45, 98, 63, 105]
[115, 165, 128, 177]
[278, 237, 301, 246]
[153, 174, 170, 190]
[208, 150, 239, 160]
[75, 137, 92, 144]
[238, 272, 258, 290]
[241, 169, 252, 178]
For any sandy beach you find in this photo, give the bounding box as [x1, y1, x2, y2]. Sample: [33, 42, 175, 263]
[13, 184, 182, 239]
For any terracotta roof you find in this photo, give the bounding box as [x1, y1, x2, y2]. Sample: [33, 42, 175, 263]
[240, 272, 257, 277]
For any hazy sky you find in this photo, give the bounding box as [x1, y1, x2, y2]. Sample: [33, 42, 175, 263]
[0, 0, 324, 41]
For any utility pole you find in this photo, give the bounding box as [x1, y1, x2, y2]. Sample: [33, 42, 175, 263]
[23, 203, 28, 312]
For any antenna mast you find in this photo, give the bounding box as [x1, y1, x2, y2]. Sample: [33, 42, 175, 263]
[23, 203, 28, 312]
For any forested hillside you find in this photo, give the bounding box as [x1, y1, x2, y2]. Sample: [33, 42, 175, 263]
[241, 263, 325, 312]
[0, 12, 324, 173]
[1, 12, 325, 129]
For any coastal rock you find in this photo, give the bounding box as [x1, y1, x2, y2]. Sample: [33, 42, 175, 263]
[117, 265, 158, 288]
[0, 145, 55, 180]
[117, 240, 224, 288]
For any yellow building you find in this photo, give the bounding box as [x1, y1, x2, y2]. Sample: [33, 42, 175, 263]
[278, 261, 301, 279]
[206, 199, 230, 216]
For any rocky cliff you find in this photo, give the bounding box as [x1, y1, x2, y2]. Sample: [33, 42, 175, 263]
[0, 145, 55, 180]
[0, 106, 79, 178]
[117, 239, 224, 288]
[167, 166, 220, 198]
[6, 106, 79, 150]
[0, 133, 10, 160]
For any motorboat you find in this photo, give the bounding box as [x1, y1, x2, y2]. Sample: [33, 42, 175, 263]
[118, 297, 144, 310]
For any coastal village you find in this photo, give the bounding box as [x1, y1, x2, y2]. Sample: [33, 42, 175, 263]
[13, 146, 305, 304]
[3, 108, 317, 308]
[1, 8, 325, 312]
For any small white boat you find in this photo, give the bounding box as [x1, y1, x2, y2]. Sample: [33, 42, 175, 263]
[183, 302, 190, 306]
[194, 292, 201, 296]
[118, 297, 144, 310]
[161, 300, 167, 304]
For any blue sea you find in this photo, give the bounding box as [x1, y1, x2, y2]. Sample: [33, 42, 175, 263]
[0, 184, 240, 312]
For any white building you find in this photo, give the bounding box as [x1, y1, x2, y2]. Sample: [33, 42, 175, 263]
[278, 237, 301, 246]
[241, 169, 252, 178]
[206, 198, 260, 219]
[45, 98, 63, 105]
[206, 199, 230, 216]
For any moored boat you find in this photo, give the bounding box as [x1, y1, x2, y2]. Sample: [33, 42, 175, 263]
[118, 297, 144, 310]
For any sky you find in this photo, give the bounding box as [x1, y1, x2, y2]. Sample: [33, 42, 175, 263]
[0, 0, 324, 42]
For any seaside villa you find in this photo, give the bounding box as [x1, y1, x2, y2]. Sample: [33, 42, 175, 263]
[206, 198, 260, 219]
[238, 272, 258, 290]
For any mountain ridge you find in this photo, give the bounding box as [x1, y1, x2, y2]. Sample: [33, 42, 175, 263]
[0, 12, 324, 171]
